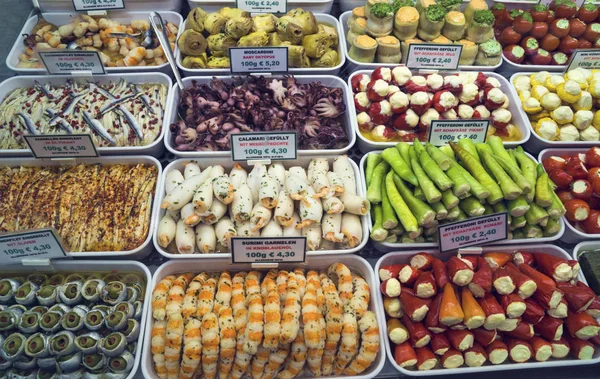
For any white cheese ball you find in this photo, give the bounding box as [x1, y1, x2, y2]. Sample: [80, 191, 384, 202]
[558, 124, 580, 141]
[580, 126, 600, 141]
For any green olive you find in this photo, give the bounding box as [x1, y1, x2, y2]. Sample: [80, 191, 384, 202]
[106, 282, 125, 299]
[124, 320, 136, 335]
[84, 281, 99, 297]
[64, 283, 79, 299]
[51, 334, 70, 352]
[16, 283, 32, 298]
[64, 273, 85, 282]
[40, 312, 60, 328]
[107, 311, 125, 327]
[83, 353, 103, 368]
[0, 280, 12, 296]
[85, 311, 104, 327]
[37, 285, 56, 298]
[47, 274, 65, 286]
[21, 313, 39, 328]
[76, 336, 96, 349]
[105, 333, 123, 349]
[0, 311, 14, 329]
[63, 311, 81, 328]
[26, 334, 45, 354]
[30, 306, 48, 315]
[110, 356, 126, 371]
[4, 334, 24, 355]
[27, 274, 48, 286]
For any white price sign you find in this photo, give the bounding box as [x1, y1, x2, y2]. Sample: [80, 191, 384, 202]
[72, 0, 125, 11]
[428, 120, 490, 146]
[231, 132, 297, 161]
[231, 237, 306, 264]
[39, 51, 106, 75]
[566, 49, 600, 71]
[406, 44, 462, 70]
[229, 47, 288, 74]
[25, 135, 99, 159]
[236, 0, 286, 13]
[0, 229, 68, 265]
[438, 213, 508, 253]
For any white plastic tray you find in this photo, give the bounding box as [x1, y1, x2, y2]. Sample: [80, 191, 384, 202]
[0, 259, 151, 379]
[163, 75, 355, 158]
[6, 11, 183, 75]
[142, 254, 386, 379]
[348, 69, 531, 153]
[35, 0, 182, 12]
[186, 0, 333, 13]
[0, 73, 172, 157]
[176, 14, 345, 77]
[376, 245, 598, 376]
[512, 73, 600, 154]
[339, 12, 502, 75]
[0, 155, 162, 259]
[539, 148, 600, 244]
[360, 150, 565, 252]
[153, 156, 369, 259]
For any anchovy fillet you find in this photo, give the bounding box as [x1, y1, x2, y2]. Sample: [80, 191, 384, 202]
[34, 80, 53, 99]
[129, 83, 154, 114]
[118, 107, 143, 141]
[82, 111, 116, 146]
[45, 108, 73, 134]
[62, 94, 85, 116]
[99, 94, 136, 116]
[17, 112, 38, 135]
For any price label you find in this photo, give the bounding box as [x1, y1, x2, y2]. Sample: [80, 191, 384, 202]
[236, 0, 286, 13]
[0, 229, 68, 265]
[428, 120, 490, 146]
[72, 0, 125, 11]
[231, 132, 297, 161]
[566, 49, 600, 71]
[25, 135, 99, 159]
[229, 47, 288, 74]
[406, 44, 462, 70]
[231, 237, 306, 264]
[39, 51, 106, 75]
[438, 212, 508, 253]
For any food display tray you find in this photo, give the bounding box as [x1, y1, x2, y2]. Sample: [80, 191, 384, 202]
[187, 0, 333, 14]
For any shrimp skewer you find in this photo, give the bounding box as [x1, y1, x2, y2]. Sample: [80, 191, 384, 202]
[201, 312, 220, 379]
[320, 273, 343, 376]
[151, 320, 168, 379]
[166, 273, 193, 319]
[165, 313, 185, 379]
[218, 306, 236, 379]
[327, 263, 353, 306]
[280, 271, 301, 344]
[250, 345, 271, 379]
[276, 270, 288, 311]
[214, 271, 232, 314]
[350, 275, 371, 319]
[302, 270, 324, 375]
[182, 272, 208, 320]
[262, 344, 290, 379]
[230, 323, 251, 379]
[261, 274, 281, 351]
[277, 325, 307, 379]
[179, 318, 202, 379]
[244, 292, 264, 355]
[231, 272, 248, 333]
[294, 268, 307, 299]
[152, 275, 175, 321]
[196, 274, 218, 319]
[333, 305, 360, 375]
[344, 311, 380, 375]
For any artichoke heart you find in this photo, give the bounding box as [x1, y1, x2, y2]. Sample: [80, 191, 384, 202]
[207, 56, 231, 68]
[204, 12, 227, 35]
[310, 49, 339, 67]
[277, 16, 305, 45]
[285, 44, 310, 68]
[207, 34, 237, 57]
[268, 32, 283, 46]
[253, 14, 278, 33]
[178, 30, 208, 57]
[238, 31, 269, 47]
[186, 8, 207, 33]
[182, 55, 208, 69]
[225, 17, 253, 40]
[287, 8, 319, 35]
[218, 7, 250, 20]
[318, 24, 339, 47]
[302, 33, 332, 59]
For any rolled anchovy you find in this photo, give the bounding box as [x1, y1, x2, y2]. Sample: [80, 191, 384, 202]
[0, 278, 21, 302]
[15, 282, 39, 306]
[74, 332, 101, 354]
[107, 350, 134, 374]
[56, 352, 82, 374]
[45, 109, 73, 134]
[0, 333, 26, 361]
[34, 81, 53, 99]
[12, 355, 37, 370]
[117, 107, 142, 141]
[48, 331, 76, 357]
[25, 333, 49, 358]
[129, 83, 154, 114]
[81, 353, 105, 371]
[82, 111, 117, 146]
[61, 94, 84, 116]
[48, 304, 69, 314]
[7, 368, 36, 379]
[36, 356, 57, 371]
[17, 112, 38, 135]
[0, 356, 10, 370]
[18, 312, 40, 334]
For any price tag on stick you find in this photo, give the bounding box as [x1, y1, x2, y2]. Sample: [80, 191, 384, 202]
[72, 0, 125, 11]
[231, 132, 297, 161]
[237, 0, 286, 13]
[566, 49, 600, 71]
[428, 120, 490, 146]
[0, 229, 68, 265]
[229, 47, 288, 74]
[38, 51, 106, 75]
[406, 44, 462, 70]
[231, 237, 306, 264]
[437, 212, 508, 253]
[25, 135, 99, 159]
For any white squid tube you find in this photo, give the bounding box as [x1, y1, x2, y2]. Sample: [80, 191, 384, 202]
[202, 200, 227, 225]
[274, 191, 294, 227]
[181, 203, 201, 226]
[259, 174, 279, 209]
[230, 164, 248, 188]
[285, 174, 310, 201]
[307, 158, 329, 182]
[340, 192, 370, 216]
[236, 221, 260, 237]
[165, 169, 184, 194]
[167, 209, 181, 221]
[157, 212, 177, 248]
[250, 203, 272, 232]
[247, 164, 267, 204]
[231, 184, 253, 223]
[303, 224, 321, 251]
[176, 219, 195, 254]
[193, 181, 214, 215]
[341, 213, 362, 249]
[310, 171, 330, 198]
[321, 213, 344, 243]
[161, 173, 209, 211]
[288, 167, 308, 182]
[184, 162, 202, 179]
[213, 175, 234, 205]
[195, 224, 216, 254]
[297, 188, 323, 229]
[322, 196, 344, 214]
[215, 217, 236, 249]
[209, 165, 225, 180]
[333, 156, 356, 195]
[326, 172, 345, 197]
[283, 213, 302, 237]
[267, 163, 286, 191]
[261, 219, 283, 237]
